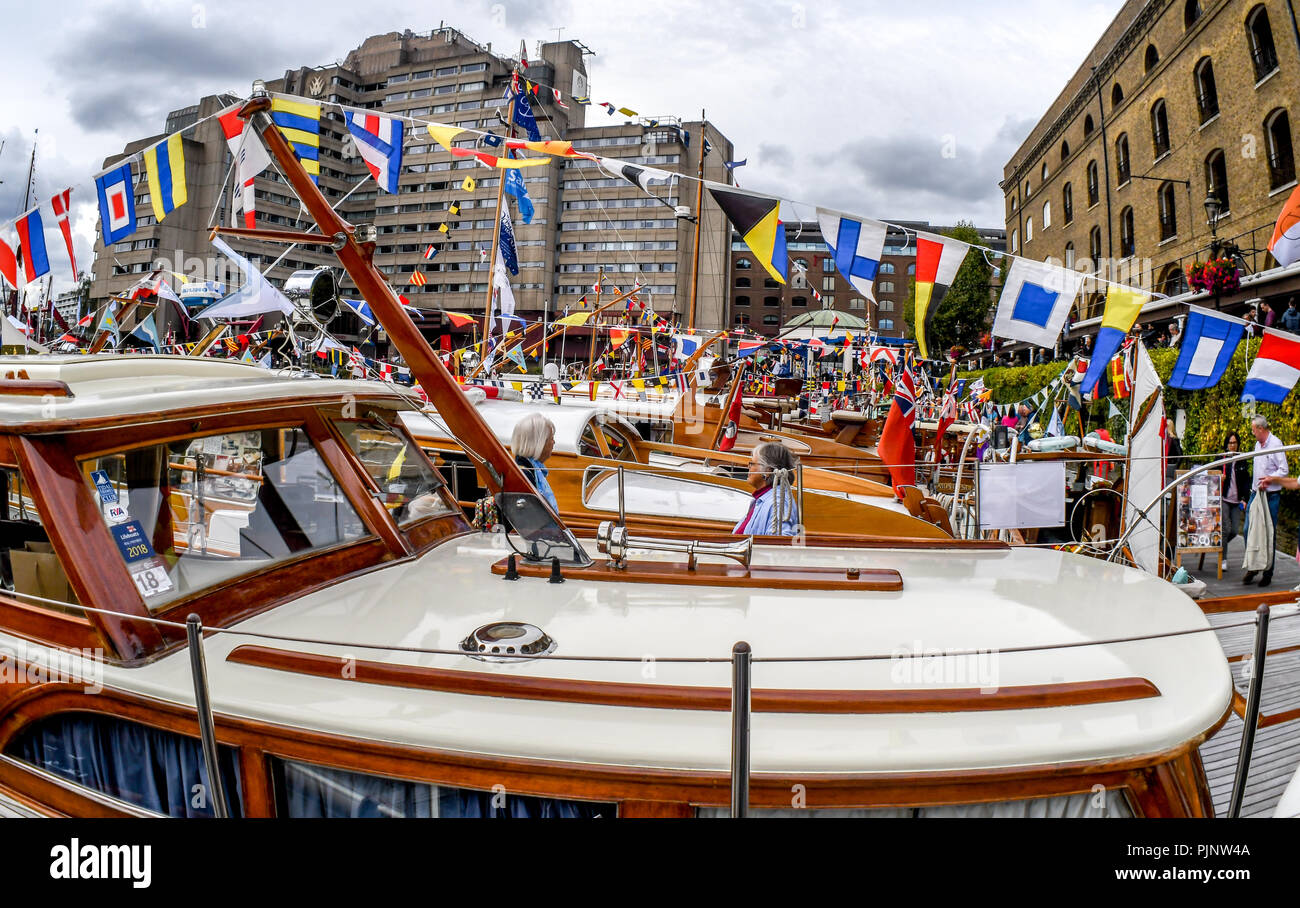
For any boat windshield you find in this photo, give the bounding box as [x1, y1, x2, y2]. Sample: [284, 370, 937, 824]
[80, 427, 369, 610]
[331, 417, 453, 525]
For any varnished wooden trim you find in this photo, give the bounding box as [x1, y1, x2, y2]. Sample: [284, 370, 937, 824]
[0, 685, 1221, 816]
[0, 379, 73, 398]
[225, 644, 1160, 714]
[1197, 590, 1300, 613]
[491, 558, 905, 592]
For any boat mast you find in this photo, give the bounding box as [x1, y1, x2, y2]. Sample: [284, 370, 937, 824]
[480, 61, 519, 368]
[686, 111, 706, 331]
[585, 267, 603, 380]
[235, 89, 536, 498]
[15, 134, 37, 318]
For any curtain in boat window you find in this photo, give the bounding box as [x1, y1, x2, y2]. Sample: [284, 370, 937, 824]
[275, 759, 611, 818]
[696, 790, 1133, 818]
[7, 712, 243, 817]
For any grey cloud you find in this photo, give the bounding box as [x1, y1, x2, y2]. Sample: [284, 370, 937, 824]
[758, 143, 793, 168]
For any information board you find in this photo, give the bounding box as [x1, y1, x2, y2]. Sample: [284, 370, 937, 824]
[1175, 470, 1222, 553]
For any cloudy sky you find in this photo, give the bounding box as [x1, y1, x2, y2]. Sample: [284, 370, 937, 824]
[0, 0, 1121, 291]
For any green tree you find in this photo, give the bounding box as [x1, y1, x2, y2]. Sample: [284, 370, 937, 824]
[903, 221, 993, 355]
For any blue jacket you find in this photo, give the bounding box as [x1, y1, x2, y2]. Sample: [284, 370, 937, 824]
[733, 485, 800, 536]
[517, 456, 559, 512]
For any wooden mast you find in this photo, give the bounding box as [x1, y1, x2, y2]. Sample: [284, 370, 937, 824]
[235, 90, 535, 498]
[585, 267, 602, 380]
[686, 113, 707, 331]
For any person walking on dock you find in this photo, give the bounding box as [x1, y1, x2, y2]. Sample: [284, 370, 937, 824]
[1243, 416, 1288, 587]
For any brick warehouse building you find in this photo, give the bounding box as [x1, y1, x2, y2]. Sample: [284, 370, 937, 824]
[1003, 0, 1300, 334]
[728, 221, 1005, 340]
[86, 26, 735, 354]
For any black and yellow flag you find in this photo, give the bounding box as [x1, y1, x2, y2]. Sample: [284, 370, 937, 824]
[708, 187, 788, 285]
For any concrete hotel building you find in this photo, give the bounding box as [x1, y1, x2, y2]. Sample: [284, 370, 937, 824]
[1003, 0, 1300, 332]
[87, 26, 735, 352]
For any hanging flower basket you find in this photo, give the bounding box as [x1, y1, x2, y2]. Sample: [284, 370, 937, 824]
[1187, 258, 1240, 295]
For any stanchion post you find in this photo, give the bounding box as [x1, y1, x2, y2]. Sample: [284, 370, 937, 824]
[186, 613, 230, 818]
[1229, 603, 1270, 818]
[731, 640, 751, 818]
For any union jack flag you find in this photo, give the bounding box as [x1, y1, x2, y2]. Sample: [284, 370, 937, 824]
[893, 359, 916, 424]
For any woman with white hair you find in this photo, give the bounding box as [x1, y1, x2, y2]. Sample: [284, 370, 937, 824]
[733, 441, 800, 536]
[511, 412, 559, 512]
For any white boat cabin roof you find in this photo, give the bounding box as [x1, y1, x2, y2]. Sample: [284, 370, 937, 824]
[0, 355, 416, 428]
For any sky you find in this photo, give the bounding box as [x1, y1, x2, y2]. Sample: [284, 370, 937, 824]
[0, 0, 1122, 292]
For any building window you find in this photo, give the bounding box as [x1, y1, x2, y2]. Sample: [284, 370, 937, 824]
[736, 257, 751, 269]
[1010, 195, 1017, 213]
[1084, 114, 1095, 137]
[1115, 134, 1131, 185]
[1042, 201, 1052, 229]
[907, 263, 915, 276]
[1185, 0, 1201, 29]
[735, 313, 750, 325]
[763, 314, 779, 326]
[824, 257, 835, 272]
[822, 276, 834, 291]
[1063, 183, 1073, 224]
[849, 298, 865, 310]
[878, 281, 895, 294]
[1158, 181, 1178, 240]
[879, 299, 894, 312]
[1010, 229, 1019, 253]
[1061, 140, 1070, 161]
[736, 277, 751, 288]
[1026, 216, 1034, 243]
[763, 277, 780, 289]
[1089, 226, 1102, 269]
[1112, 83, 1124, 107]
[793, 257, 808, 273]
[879, 318, 894, 331]
[735, 295, 750, 306]
[1120, 207, 1135, 257]
[1024, 179, 1031, 197]
[1064, 241, 1075, 269]
[1248, 5, 1280, 81]
[1151, 100, 1170, 157]
[1087, 160, 1099, 206]
[764, 296, 780, 307]
[1144, 44, 1159, 73]
[1266, 109, 1295, 188]
[1041, 162, 1049, 181]
[879, 262, 895, 274]
[792, 296, 808, 307]
[1205, 149, 1230, 214]
[1195, 58, 1219, 123]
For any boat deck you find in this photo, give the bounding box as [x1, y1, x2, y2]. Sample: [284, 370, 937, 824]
[1194, 540, 1300, 816]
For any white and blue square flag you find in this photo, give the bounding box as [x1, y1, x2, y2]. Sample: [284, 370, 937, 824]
[1170, 305, 1246, 390]
[816, 208, 888, 301]
[991, 258, 1084, 348]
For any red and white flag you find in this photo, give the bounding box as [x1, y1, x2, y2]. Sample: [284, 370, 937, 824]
[217, 104, 270, 229]
[50, 189, 78, 277]
[552, 88, 569, 109]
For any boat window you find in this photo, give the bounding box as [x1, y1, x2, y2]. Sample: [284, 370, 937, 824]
[270, 757, 612, 818]
[80, 427, 369, 610]
[6, 711, 243, 817]
[0, 467, 81, 613]
[579, 424, 604, 458]
[332, 417, 454, 525]
[600, 423, 638, 462]
[696, 790, 1132, 818]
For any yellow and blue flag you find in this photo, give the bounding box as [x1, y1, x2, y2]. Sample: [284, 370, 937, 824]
[1079, 285, 1149, 393]
[145, 134, 187, 222]
[271, 97, 321, 184]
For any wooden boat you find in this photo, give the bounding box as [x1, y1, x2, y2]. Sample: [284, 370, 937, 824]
[402, 398, 949, 539]
[0, 89, 1233, 818]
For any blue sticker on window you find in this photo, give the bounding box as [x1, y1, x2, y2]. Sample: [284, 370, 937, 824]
[110, 520, 155, 564]
[91, 470, 119, 505]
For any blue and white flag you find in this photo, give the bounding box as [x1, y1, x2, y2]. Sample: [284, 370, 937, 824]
[504, 168, 534, 224]
[131, 313, 160, 351]
[344, 111, 404, 194]
[1170, 305, 1246, 391]
[991, 258, 1085, 348]
[342, 297, 376, 326]
[1047, 407, 1064, 437]
[498, 206, 519, 276]
[512, 84, 541, 142]
[815, 207, 888, 301]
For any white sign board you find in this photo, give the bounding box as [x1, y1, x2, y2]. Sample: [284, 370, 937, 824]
[977, 461, 1067, 531]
